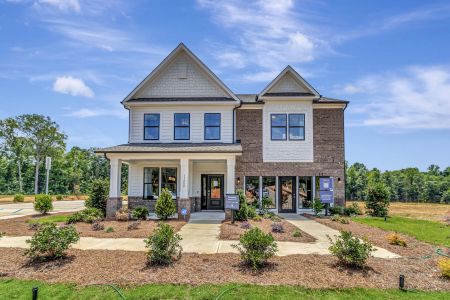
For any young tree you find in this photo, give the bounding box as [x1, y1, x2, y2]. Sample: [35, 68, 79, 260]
[365, 182, 390, 217]
[17, 114, 66, 194]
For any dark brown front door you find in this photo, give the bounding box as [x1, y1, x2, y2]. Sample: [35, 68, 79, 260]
[278, 176, 296, 213]
[201, 174, 224, 210]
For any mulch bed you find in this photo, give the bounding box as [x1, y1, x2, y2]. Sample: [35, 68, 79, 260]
[0, 214, 186, 238]
[220, 218, 316, 242]
[0, 247, 448, 290]
[303, 214, 439, 257]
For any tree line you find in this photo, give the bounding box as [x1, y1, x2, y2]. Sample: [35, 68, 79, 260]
[346, 162, 450, 203]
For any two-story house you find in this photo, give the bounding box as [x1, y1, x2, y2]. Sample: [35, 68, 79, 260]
[95, 43, 348, 219]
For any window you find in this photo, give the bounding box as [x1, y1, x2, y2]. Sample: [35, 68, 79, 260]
[143, 168, 159, 200]
[161, 167, 177, 198]
[289, 114, 305, 140]
[174, 113, 190, 140]
[262, 176, 276, 209]
[298, 176, 312, 208]
[144, 114, 160, 140]
[271, 114, 287, 140]
[245, 176, 260, 205]
[204, 113, 221, 140]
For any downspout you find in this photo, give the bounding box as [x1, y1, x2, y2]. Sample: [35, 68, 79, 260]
[343, 103, 347, 206]
[232, 99, 242, 143]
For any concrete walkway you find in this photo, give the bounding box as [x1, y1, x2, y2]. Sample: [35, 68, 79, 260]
[0, 212, 400, 258]
[0, 200, 84, 220]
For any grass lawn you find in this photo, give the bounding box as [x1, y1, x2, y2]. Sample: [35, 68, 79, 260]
[27, 214, 69, 224]
[1, 279, 450, 300]
[352, 216, 450, 247]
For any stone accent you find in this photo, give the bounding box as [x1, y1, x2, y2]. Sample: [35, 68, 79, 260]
[235, 108, 346, 206]
[224, 209, 233, 221]
[128, 196, 177, 212]
[178, 198, 192, 220]
[106, 197, 122, 220]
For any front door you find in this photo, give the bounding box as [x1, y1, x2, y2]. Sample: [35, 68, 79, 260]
[278, 176, 296, 213]
[201, 174, 224, 210]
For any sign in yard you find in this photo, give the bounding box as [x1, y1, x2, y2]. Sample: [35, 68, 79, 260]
[319, 177, 334, 204]
[225, 194, 239, 210]
[181, 208, 188, 216]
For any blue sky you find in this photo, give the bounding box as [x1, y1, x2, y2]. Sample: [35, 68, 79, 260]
[1, 0, 450, 171]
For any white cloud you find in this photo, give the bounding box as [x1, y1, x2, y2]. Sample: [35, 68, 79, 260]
[53, 76, 94, 97]
[37, 0, 80, 12]
[65, 107, 126, 118]
[341, 66, 450, 129]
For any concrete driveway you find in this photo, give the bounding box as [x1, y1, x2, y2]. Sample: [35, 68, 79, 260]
[0, 200, 85, 220]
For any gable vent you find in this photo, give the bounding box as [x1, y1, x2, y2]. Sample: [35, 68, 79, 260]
[177, 62, 188, 79]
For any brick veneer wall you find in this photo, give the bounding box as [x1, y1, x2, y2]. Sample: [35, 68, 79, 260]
[235, 108, 346, 206]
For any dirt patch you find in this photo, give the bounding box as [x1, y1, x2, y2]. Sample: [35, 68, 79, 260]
[0, 214, 186, 238]
[0, 247, 448, 290]
[220, 218, 316, 242]
[304, 214, 439, 257]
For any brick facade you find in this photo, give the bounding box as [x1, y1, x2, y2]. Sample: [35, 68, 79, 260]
[235, 108, 345, 206]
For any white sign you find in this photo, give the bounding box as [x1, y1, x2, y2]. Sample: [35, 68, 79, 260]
[45, 157, 52, 170]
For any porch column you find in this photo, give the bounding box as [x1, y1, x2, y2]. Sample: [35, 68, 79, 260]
[226, 157, 236, 194]
[178, 158, 191, 219]
[106, 158, 122, 219]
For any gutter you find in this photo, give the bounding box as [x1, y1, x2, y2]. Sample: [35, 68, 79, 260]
[232, 99, 243, 143]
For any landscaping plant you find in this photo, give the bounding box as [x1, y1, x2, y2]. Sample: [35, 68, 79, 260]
[343, 202, 362, 216]
[66, 208, 103, 224]
[25, 223, 79, 260]
[365, 182, 390, 217]
[91, 221, 104, 231]
[292, 230, 302, 238]
[438, 258, 450, 278]
[13, 194, 24, 203]
[34, 194, 53, 214]
[261, 196, 273, 214]
[241, 221, 251, 229]
[115, 208, 129, 221]
[144, 223, 182, 265]
[132, 206, 149, 220]
[155, 188, 176, 220]
[55, 194, 63, 201]
[271, 222, 284, 233]
[386, 233, 407, 247]
[105, 226, 114, 233]
[253, 215, 262, 222]
[312, 198, 324, 216]
[128, 220, 141, 230]
[329, 205, 343, 215]
[328, 230, 375, 267]
[232, 227, 278, 270]
[234, 189, 250, 221]
[85, 179, 109, 215]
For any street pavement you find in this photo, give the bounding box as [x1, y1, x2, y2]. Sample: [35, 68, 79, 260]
[0, 200, 85, 220]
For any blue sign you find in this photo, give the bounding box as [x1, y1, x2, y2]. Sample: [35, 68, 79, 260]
[225, 194, 240, 210]
[319, 177, 334, 204]
[181, 208, 188, 216]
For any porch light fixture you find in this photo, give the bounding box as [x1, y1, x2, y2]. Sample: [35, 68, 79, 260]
[337, 177, 341, 183]
[236, 177, 241, 185]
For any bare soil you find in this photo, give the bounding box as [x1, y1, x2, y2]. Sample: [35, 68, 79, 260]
[0, 247, 448, 290]
[220, 218, 316, 242]
[0, 214, 186, 238]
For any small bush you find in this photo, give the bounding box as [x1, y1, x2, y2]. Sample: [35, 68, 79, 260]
[66, 212, 83, 224]
[232, 227, 278, 270]
[86, 179, 109, 215]
[55, 194, 63, 201]
[263, 212, 275, 219]
[261, 196, 273, 214]
[293, 230, 302, 238]
[234, 189, 250, 221]
[34, 194, 53, 214]
[115, 208, 129, 221]
[253, 215, 262, 222]
[343, 203, 362, 216]
[128, 220, 141, 231]
[132, 206, 149, 220]
[241, 221, 251, 229]
[331, 215, 349, 224]
[270, 215, 282, 222]
[329, 206, 343, 215]
[105, 226, 114, 233]
[144, 223, 182, 265]
[13, 194, 24, 203]
[247, 206, 257, 219]
[312, 198, 324, 216]
[28, 223, 41, 231]
[155, 189, 176, 220]
[438, 258, 450, 278]
[91, 221, 104, 231]
[328, 230, 375, 268]
[386, 233, 407, 247]
[365, 182, 390, 217]
[66, 208, 103, 224]
[271, 222, 284, 233]
[25, 223, 79, 260]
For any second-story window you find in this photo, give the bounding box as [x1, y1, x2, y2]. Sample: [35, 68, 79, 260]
[271, 114, 287, 140]
[174, 113, 190, 140]
[144, 113, 160, 140]
[289, 114, 305, 140]
[204, 113, 221, 140]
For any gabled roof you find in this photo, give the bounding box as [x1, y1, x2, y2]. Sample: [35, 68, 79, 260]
[122, 43, 240, 103]
[259, 66, 320, 98]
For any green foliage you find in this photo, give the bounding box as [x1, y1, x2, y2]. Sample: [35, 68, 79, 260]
[261, 196, 273, 214]
[343, 202, 362, 216]
[66, 208, 103, 224]
[292, 230, 302, 238]
[13, 194, 24, 202]
[34, 194, 53, 214]
[105, 226, 114, 233]
[386, 233, 407, 247]
[312, 198, 324, 216]
[85, 179, 109, 215]
[25, 223, 79, 260]
[232, 227, 278, 270]
[331, 215, 350, 224]
[329, 206, 343, 215]
[155, 189, 176, 220]
[234, 189, 250, 221]
[328, 230, 375, 267]
[252, 215, 262, 222]
[115, 208, 129, 221]
[442, 189, 450, 204]
[365, 182, 390, 217]
[55, 194, 63, 201]
[132, 206, 149, 220]
[28, 214, 69, 224]
[247, 206, 257, 219]
[144, 223, 182, 265]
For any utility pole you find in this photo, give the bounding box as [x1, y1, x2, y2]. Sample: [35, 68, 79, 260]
[45, 157, 52, 194]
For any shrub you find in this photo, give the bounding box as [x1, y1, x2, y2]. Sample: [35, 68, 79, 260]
[0, 232, 3, 239]
[55, 194, 63, 201]
[128, 220, 141, 230]
[441, 189, 450, 204]
[86, 179, 109, 215]
[261, 196, 273, 214]
[144, 223, 182, 265]
[28, 223, 40, 231]
[438, 258, 450, 278]
[263, 212, 275, 219]
[25, 223, 79, 260]
[232, 227, 278, 270]
[132, 206, 149, 220]
[386, 233, 407, 247]
[13, 194, 24, 203]
[91, 221, 104, 231]
[66, 212, 83, 224]
[66, 208, 103, 224]
[253, 215, 262, 222]
[155, 189, 176, 220]
[344, 202, 362, 216]
[271, 222, 284, 233]
[365, 182, 390, 217]
[105, 226, 114, 233]
[234, 189, 249, 221]
[34, 194, 53, 214]
[115, 208, 129, 221]
[247, 206, 257, 219]
[241, 221, 251, 229]
[293, 230, 302, 238]
[329, 206, 343, 215]
[312, 198, 324, 216]
[331, 215, 350, 224]
[328, 231, 375, 267]
[270, 215, 282, 222]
